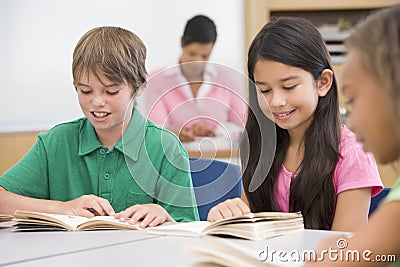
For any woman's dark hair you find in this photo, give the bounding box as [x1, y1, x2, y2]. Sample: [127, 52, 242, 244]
[182, 15, 217, 46]
[241, 17, 341, 229]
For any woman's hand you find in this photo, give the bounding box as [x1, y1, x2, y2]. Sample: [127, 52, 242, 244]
[191, 122, 215, 137]
[178, 127, 196, 142]
[174, 122, 215, 142]
[63, 194, 115, 217]
[114, 204, 175, 228]
[207, 198, 251, 222]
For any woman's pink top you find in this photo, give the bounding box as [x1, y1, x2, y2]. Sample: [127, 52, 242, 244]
[144, 63, 247, 139]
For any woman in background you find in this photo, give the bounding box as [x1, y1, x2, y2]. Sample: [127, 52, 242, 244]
[145, 15, 247, 142]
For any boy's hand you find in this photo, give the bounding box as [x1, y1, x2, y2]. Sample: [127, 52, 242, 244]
[64, 194, 115, 217]
[114, 204, 175, 228]
[207, 198, 251, 222]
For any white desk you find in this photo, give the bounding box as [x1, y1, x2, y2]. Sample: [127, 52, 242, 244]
[0, 226, 158, 266]
[183, 136, 241, 165]
[0, 226, 343, 267]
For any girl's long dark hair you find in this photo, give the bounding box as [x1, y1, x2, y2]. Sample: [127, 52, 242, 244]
[241, 17, 341, 229]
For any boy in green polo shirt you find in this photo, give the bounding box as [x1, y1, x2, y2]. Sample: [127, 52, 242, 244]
[0, 26, 199, 227]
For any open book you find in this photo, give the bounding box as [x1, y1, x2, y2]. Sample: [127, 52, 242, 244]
[12, 210, 141, 231]
[148, 212, 304, 240]
[187, 236, 303, 267]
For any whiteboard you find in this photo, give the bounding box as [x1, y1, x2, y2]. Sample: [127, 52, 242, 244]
[0, 0, 245, 132]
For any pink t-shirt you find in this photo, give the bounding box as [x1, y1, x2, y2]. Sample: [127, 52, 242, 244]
[144, 63, 247, 139]
[275, 125, 383, 212]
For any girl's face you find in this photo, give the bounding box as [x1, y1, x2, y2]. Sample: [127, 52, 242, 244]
[253, 60, 330, 136]
[180, 42, 214, 77]
[76, 71, 134, 136]
[342, 49, 400, 164]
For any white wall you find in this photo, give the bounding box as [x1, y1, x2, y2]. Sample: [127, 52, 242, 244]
[0, 0, 245, 132]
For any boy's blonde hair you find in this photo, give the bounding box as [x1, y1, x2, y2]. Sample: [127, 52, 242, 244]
[345, 4, 400, 120]
[72, 26, 147, 95]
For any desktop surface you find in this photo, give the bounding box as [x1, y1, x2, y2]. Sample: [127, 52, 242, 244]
[0, 224, 343, 267]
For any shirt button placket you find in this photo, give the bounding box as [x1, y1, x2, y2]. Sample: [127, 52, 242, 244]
[99, 148, 112, 202]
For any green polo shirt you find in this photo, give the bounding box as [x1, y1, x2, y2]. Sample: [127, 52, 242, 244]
[0, 109, 199, 222]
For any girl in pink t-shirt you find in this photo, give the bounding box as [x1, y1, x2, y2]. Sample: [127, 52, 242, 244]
[208, 17, 383, 231]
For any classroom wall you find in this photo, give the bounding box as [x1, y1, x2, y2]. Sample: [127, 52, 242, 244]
[0, 0, 245, 132]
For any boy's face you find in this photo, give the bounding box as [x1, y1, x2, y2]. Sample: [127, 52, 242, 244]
[342, 49, 400, 164]
[75, 71, 134, 138]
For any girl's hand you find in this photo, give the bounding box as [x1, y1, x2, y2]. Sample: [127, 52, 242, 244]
[207, 198, 251, 222]
[114, 204, 175, 228]
[63, 194, 115, 218]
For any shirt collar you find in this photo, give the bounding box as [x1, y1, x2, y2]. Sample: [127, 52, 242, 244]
[161, 61, 218, 79]
[115, 109, 146, 161]
[78, 109, 146, 161]
[79, 120, 102, 156]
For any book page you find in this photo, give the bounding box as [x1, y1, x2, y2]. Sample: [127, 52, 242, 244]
[0, 214, 13, 222]
[148, 212, 304, 240]
[148, 221, 212, 237]
[209, 212, 302, 227]
[13, 211, 90, 230]
[183, 136, 234, 151]
[188, 237, 275, 267]
[78, 216, 140, 230]
[0, 214, 14, 229]
[42, 214, 90, 230]
[13, 211, 141, 231]
[188, 236, 304, 267]
[203, 212, 303, 233]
